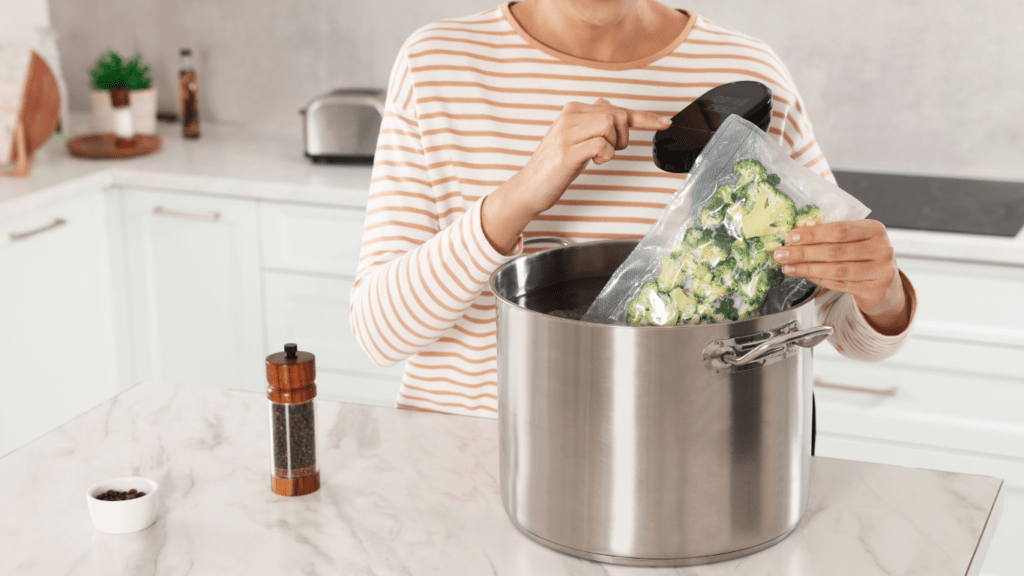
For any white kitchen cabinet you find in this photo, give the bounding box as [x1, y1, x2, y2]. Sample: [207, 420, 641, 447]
[122, 189, 264, 392]
[259, 201, 366, 277]
[263, 271, 402, 406]
[816, 434, 1022, 576]
[0, 189, 129, 456]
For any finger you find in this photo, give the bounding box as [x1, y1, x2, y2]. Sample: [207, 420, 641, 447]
[626, 108, 674, 131]
[785, 220, 885, 246]
[782, 261, 888, 282]
[572, 136, 617, 166]
[773, 239, 880, 265]
[568, 115, 619, 150]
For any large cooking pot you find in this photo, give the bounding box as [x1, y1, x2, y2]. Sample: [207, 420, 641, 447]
[489, 239, 832, 566]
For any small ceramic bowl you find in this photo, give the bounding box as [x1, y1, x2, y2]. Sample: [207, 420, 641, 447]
[86, 476, 160, 534]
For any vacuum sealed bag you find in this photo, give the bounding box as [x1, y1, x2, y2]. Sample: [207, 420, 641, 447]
[582, 115, 871, 326]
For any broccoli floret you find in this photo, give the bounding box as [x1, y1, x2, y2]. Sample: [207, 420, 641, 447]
[626, 297, 649, 326]
[645, 292, 680, 326]
[736, 268, 774, 306]
[668, 287, 698, 323]
[713, 258, 740, 288]
[696, 300, 717, 324]
[711, 225, 735, 249]
[745, 237, 771, 269]
[713, 298, 740, 323]
[724, 202, 745, 236]
[795, 204, 824, 227]
[656, 255, 686, 292]
[730, 239, 750, 269]
[700, 185, 736, 228]
[765, 173, 781, 186]
[693, 274, 728, 302]
[741, 181, 797, 239]
[761, 234, 786, 268]
[733, 159, 768, 188]
[683, 227, 705, 248]
[736, 298, 760, 320]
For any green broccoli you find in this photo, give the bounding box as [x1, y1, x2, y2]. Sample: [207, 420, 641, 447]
[711, 225, 734, 250]
[693, 274, 728, 302]
[656, 254, 686, 292]
[745, 237, 771, 269]
[668, 287, 698, 323]
[724, 202, 745, 235]
[761, 234, 786, 268]
[626, 297, 649, 326]
[736, 268, 775, 306]
[700, 185, 736, 228]
[730, 239, 750, 269]
[713, 257, 740, 288]
[696, 300, 717, 324]
[713, 298, 740, 323]
[683, 227, 705, 248]
[645, 291, 680, 326]
[733, 159, 768, 188]
[795, 204, 824, 227]
[741, 181, 797, 238]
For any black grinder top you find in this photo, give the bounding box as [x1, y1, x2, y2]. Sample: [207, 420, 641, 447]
[652, 81, 773, 173]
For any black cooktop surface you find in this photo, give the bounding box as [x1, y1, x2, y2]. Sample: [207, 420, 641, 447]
[832, 171, 1024, 237]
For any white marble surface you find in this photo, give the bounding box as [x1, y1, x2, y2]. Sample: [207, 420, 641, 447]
[1, 113, 1022, 264]
[0, 382, 1003, 576]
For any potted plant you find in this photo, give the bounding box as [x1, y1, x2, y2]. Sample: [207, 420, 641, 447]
[89, 49, 157, 134]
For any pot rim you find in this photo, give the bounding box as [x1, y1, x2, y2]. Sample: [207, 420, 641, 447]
[488, 238, 820, 329]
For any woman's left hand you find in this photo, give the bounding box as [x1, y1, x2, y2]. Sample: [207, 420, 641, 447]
[772, 220, 911, 335]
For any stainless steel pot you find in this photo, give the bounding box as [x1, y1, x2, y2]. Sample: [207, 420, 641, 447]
[489, 239, 832, 566]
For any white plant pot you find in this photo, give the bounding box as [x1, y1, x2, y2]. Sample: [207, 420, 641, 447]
[91, 87, 157, 134]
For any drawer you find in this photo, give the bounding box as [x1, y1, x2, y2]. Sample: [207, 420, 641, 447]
[816, 332, 1022, 383]
[263, 270, 404, 394]
[259, 202, 366, 277]
[813, 352, 1024, 459]
[815, 435, 1022, 576]
[898, 257, 1024, 346]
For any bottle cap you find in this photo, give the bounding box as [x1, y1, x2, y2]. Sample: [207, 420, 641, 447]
[266, 343, 316, 403]
[180, 48, 192, 56]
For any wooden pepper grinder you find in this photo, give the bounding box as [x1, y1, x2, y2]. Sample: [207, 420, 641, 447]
[266, 343, 320, 496]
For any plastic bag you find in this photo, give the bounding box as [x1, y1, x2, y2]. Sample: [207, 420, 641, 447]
[582, 115, 871, 326]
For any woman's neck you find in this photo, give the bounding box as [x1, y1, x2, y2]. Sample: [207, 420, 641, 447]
[508, 0, 689, 63]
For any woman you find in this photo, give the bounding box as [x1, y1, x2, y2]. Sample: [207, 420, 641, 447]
[350, 0, 917, 436]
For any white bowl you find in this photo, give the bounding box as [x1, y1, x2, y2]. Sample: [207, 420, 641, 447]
[86, 476, 160, 534]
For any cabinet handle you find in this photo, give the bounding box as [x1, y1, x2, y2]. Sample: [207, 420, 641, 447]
[9, 218, 66, 241]
[153, 206, 220, 222]
[814, 378, 897, 397]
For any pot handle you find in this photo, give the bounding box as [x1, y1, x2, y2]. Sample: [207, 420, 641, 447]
[523, 237, 572, 248]
[721, 325, 833, 366]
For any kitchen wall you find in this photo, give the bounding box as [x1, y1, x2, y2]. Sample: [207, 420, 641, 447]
[49, 0, 1024, 181]
[0, 0, 51, 46]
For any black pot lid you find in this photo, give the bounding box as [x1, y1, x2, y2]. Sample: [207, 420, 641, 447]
[652, 81, 773, 173]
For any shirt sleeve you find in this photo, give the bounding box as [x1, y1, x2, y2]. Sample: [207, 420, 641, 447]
[349, 47, 523, 368]
[814, 271, 919, 361]
[776, 71, 918, 360]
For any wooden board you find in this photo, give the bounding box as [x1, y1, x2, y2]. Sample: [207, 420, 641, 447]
[66, 133, 162, 159]
[11, 51, 60, 163]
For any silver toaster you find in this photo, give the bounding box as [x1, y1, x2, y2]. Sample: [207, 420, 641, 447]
[301, 88, 385, 163]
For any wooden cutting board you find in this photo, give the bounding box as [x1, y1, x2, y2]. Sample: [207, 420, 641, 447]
[66, 133, 162, 159]
[0, 48, 60, 176]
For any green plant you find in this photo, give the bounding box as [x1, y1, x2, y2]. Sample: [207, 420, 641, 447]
[90, 49, 152, 90]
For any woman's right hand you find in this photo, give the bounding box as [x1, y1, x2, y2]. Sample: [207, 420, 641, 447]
[481, 99, 672, 254]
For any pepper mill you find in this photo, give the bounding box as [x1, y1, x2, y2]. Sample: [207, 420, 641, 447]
[266, 343, 320, 496]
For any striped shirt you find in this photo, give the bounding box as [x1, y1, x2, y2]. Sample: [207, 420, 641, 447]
[350, 3, 918, 417]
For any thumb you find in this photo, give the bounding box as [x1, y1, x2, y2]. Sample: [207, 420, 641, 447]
[628, 109, 673, 131]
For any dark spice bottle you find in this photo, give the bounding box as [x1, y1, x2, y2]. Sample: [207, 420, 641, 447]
[178, 48, 200, 139]
[266, 343, 319, 496]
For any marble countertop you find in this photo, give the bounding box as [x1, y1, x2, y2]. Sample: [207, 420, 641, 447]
[0, 114, 1021, 264]
[0, 382, 1003, 575]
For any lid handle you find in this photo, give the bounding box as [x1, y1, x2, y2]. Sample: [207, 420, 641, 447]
[284, 343, 298, 360]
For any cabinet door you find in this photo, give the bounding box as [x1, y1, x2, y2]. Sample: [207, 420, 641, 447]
[122, 189, 264, 392]
[816, 435, 1023, 576]
[0, 191, 122, 456]
[263, 271, 402, 406]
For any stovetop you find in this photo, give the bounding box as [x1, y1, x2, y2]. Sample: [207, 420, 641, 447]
[832, 171, 1024, 237]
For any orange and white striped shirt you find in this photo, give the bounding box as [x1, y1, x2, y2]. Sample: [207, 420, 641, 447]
[350, 3, 917, 417]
